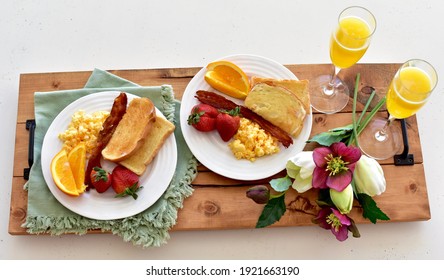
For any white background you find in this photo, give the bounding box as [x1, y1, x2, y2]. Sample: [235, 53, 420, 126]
[1, 0, 443, 260]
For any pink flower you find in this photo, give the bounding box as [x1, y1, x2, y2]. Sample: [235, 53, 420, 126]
[313, 207, 351, 241]
[312, 142, 361, 192]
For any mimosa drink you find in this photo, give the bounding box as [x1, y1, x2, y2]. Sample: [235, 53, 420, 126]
[310, 6, 376, 114]
[357, 59, 437, 160]
[386, 67, 432, 119]
[330, 16, 372, 69]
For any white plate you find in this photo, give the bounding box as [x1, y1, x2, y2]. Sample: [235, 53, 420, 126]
[180, 54, 312, 180]
[41, 91, 177, 220]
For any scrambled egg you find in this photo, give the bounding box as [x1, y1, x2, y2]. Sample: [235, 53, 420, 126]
[228, 118, 280, 162]
[58, 110, 109, 158]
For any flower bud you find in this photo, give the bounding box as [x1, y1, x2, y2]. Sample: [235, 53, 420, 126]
[354, 155, 386, 196]
[246, 185, 270, 204]
[330, 184, 353, 214]
[286, 151, 315, 193]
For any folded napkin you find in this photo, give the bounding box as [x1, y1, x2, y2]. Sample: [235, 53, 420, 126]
[23, 69, 197, 247]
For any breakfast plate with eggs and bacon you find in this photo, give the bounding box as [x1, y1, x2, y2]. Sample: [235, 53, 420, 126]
[41, 91, 177, 220]
[180, 54, 312, 181]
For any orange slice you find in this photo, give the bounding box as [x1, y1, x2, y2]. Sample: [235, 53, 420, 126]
[68, 142, 87, 194]
[50, 149, 79, 196]
[204, 60, 250, 99]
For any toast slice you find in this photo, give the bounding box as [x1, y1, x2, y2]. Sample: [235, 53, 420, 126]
[119, 116, 175, 175]
[102, 97, 156, 162]
[250, 77, 310, 113]
[244, 83, 307, 137]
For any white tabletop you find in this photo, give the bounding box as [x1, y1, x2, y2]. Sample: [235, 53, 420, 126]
[1, 0, 443, 260]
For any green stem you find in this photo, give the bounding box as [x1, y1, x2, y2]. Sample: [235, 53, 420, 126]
[349, 73, 360, 146]
[357, 96, 387, 136]
[351, 179, 359, 199]
[270, 191, 287, 199]
[356, 89, 376, 128]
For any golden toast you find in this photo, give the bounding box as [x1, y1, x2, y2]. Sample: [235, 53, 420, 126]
[102, 97, 156, 162]
[244, 83, 307, 137]
[119, 116, 175, 175]
[250, 77, 310, 114]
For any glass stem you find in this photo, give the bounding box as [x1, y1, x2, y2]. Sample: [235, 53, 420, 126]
[324, 66, 342, 96]
[375, 115, 396, 142]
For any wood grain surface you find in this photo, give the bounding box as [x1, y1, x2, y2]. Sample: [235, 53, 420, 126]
[9, 64, 431, 235]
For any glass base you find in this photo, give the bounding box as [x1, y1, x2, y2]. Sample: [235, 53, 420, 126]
[358, 117, 403, 160]
[310, 74, 350, 114]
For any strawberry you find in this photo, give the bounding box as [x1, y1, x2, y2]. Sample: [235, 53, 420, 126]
[187, 104, 219, 132]
[112, 165, 142, 200]
[216, 107, 241, 142]
[90, 167, 112, 193]
[191, 104, 219, 118]
[189, 115, 216, 132]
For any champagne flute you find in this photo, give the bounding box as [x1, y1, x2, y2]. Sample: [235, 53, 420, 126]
[358, 59, 438, 160]
[311, 6, 376, 114]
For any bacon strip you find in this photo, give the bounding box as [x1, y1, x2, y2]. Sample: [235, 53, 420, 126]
[85, 92, 128, 188]
[195, 90, 293, 148]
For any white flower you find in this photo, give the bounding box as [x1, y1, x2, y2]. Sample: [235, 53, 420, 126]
[354, 155, 386, 196]
[286, 151, 315, 193]
[330, 184, 354, 214]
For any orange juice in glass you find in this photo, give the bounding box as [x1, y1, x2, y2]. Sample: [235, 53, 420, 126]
[358, 59, 438, 160]
[330, 16, 372, 69]
[310, 6, 376, 114]
[386, 66, 433, 119]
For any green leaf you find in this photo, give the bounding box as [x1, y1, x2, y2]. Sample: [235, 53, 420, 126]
[269, 175, 292, 192]
[329, 124, 354, 132]
[357, 193, 390, 224]
[307, 126, 353, 146]
[256, 194, 287, 228]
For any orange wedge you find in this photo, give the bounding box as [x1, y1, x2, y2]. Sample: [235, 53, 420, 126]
[204, 60, 250, 99]
[68, 142, 87, 194]
[50, 149, 79, 196]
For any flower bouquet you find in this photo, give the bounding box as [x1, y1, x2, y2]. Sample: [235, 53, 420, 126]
[247, 74, 390, 241]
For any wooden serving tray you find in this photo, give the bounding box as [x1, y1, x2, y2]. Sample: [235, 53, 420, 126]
[9, 64, 431, 235]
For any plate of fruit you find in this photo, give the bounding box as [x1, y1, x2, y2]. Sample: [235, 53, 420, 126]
[41, 91, 177, 220]
[180, 54, 312, 180]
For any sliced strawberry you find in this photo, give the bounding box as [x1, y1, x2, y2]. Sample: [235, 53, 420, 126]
[90, 167, 112, 193]
[112, 165, 141, 200]
[216, 107, 241, 142]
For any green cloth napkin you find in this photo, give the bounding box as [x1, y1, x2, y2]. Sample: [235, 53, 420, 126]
[23, 69, 197, 247]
